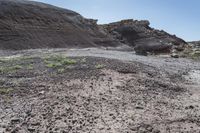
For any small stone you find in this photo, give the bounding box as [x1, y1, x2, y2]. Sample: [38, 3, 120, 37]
[108, 77, 112, 81]
[31, 122, 40, 126]
[28, 127, 35, 132]
[39, 91, 45, 95]
[171, 53, 179, 58]
[135, 106, 144, 109]
[185, 105, 195, 110]
[147, 126, 153, 131]
[0, 124, 7, 128]
[152, 129, 160, 133]
[11, 117, 20, 123]
[188, 105, 195, 109]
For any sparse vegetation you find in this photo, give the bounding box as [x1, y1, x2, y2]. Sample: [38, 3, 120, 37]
[95, 64, 105, 69]
[0, 88, 13, 94]
[44, 55, 77, 69]
[46, 62, 62, 68]
[0, 65, 22, 73]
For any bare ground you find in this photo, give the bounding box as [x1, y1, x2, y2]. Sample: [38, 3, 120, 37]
[0, 48, 200, 133]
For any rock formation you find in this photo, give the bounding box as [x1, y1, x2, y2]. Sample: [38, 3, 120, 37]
[101, 19, 187, 55]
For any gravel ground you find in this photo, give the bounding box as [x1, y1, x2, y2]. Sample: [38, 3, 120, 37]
[0, 48, 200, 133]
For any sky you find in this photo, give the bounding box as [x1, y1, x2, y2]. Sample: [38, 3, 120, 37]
[33, 0, 200, 41]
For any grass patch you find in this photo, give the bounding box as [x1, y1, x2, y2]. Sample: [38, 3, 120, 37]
[95, 64, 105, 69]
[0, 65, 23, 73]
[46, 62, 62, 68]
[61, 59, 77, 65]
[0, 88, 13, 94]
[44, 55, 77, 68]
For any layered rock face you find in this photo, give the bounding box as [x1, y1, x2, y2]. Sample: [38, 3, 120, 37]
[0, 0, 118, 50]
[102, 19, 187, 54]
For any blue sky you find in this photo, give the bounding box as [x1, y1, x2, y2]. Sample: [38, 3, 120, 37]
[33, 0, 200, 41]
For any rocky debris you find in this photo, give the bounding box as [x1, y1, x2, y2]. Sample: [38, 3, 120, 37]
[101, 19, 187, 55]
[0, 0, 119, 50]
[0, 54, 200, 132]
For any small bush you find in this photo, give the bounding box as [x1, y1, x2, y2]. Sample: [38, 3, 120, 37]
[0, 88, 13, 94]
[95, 64, 105, 69]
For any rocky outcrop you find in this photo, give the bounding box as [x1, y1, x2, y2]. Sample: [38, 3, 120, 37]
[0, 0, 119, 50]
[101, 19, 187, 55]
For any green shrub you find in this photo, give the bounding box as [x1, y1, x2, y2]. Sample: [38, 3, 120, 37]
[0, 88, 13, 94]
[95, 64, 105, 69]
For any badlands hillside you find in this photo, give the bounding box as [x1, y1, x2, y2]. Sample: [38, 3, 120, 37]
[0, 0, 187, 55]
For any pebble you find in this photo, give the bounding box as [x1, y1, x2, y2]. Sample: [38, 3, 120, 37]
[11, 117, 20, 123]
